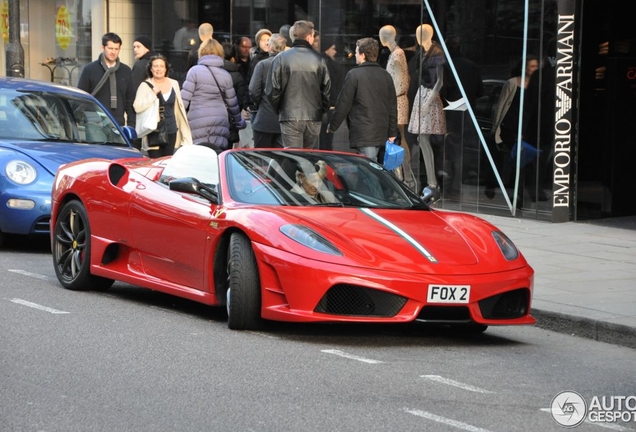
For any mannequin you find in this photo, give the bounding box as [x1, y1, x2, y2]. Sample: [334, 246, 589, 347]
[407, 24, 446, 191]
[379, 25, 414, 188]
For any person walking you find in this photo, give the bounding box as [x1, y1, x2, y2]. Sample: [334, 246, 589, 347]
[249, 33, 287, 148]
[77, 32, 136, 128]
[221, 41, 248, 148]
[327, 37, 397, 162]
[316, 34, 344, 151]
[247, 28, 272, 83]
[235, 36, 252, 83]
[266, 20, 331, 149]
[132, 35, 153, 90]
[134, 54, 192, 157]
[488, 56, 542, 204]
[181, 38, 245, 149]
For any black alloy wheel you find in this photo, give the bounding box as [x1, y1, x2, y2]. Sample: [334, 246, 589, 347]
[52, 200, 114, 291]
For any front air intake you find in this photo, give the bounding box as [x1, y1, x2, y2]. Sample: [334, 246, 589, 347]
[314, 285, 407, 317]
[479, 288, 530, 319]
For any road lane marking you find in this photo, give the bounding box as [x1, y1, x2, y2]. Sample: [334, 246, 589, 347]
[403, 408, 494, 432]
[10, 298, 69, 314]
[540, 409, 634, 431]
[321, 349, 384, 364]
[420, 375, 495, 394]
[8, 269, 50, 280]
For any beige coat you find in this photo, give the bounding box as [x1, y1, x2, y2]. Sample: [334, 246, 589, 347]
[133, 78, 193, 152]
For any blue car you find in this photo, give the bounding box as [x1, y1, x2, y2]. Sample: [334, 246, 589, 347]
[0, 77, 143, 246]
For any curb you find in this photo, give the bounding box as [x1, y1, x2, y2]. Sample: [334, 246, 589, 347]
[532, 309, 636, 350]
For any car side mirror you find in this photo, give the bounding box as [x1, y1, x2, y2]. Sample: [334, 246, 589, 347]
[122, 125, 137, 142]
[421, 186, 441, 205]
[170, 177, 218, 203]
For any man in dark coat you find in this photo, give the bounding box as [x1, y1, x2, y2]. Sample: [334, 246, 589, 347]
[327, 37, 397, 163]
[77, 32, 136, 128]
[131, 35, 153, 90]
[266, 20, 331, 149]
[221, 41, 247, 147]
[249, 33, 287, 148]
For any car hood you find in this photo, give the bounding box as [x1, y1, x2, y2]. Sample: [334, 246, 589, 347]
[257, 207, 525, 273]
[2, 140, 142, 175]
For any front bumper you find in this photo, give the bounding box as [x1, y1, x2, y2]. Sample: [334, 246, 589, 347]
[253, 243, 535, 326]
[0, 187, 51, 235]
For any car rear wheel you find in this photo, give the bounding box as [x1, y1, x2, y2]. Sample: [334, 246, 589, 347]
[52, 200, 114, 291]
[226, 232, 262, 330]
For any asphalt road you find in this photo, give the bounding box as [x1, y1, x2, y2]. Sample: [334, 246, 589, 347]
[1, 238, 635, 432]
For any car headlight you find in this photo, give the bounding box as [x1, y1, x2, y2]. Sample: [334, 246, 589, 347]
[280, 224, 342, 256]
[492, 231, 519, 260]
[5, 160, 37, 185]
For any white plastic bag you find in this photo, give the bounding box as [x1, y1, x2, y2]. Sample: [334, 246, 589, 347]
[135, 98, 159, 138]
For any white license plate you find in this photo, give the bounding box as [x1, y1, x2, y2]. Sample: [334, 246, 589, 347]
[427, 285, 471, 304]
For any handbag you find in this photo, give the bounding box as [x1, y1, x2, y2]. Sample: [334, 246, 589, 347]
[383, 139, 405, 171]
[206, 67, 240, 145]
[135, 83, 159, 138]
[146, 83, 169, 147]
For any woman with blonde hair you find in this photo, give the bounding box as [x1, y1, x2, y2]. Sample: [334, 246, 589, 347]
[133, 54, 192, 157]
[181, 38, 246, 148]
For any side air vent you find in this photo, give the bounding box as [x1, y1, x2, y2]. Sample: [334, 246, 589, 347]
[108, 164, 128, 186]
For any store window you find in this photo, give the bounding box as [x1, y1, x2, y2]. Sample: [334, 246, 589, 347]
[149, 0, 559, 219]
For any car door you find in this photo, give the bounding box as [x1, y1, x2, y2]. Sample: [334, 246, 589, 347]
[129, 179, 214, 292]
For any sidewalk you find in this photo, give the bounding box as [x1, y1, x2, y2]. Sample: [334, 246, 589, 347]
[476, 213, 636, 349]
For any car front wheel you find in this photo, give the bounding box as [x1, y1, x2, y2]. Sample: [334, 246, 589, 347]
[52, 200, 114, 291]
[226, 232, 262, 330]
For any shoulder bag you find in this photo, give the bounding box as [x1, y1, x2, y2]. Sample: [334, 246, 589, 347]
[145, 82, 169, 147]
[135, 81, 160, 138]
[206, 67, 240, 145]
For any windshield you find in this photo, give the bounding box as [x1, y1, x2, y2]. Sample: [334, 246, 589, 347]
[0, 89, 128, 145]
[226, 150, 428, 210]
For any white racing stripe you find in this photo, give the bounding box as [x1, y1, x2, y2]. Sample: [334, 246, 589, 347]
[404, 408, 494, 432]
[321, 349, 384, 364]
[8, 269, 49, 280]
[539, 408, 634, 431]
[359, 208, 438, 263]
[421, 375, 495, 394]
[10, 298, 69, 314]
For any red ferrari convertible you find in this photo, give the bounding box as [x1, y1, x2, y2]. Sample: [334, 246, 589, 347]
[51, 144, 535, 331]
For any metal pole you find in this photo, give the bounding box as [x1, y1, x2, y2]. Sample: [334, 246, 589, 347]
[6, 0, 25, 77]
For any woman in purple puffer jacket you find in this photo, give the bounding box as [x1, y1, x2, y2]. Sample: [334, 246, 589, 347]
[181, 38, 246, 148]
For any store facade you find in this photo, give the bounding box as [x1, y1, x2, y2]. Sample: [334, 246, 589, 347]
[3, 0, 635, 222]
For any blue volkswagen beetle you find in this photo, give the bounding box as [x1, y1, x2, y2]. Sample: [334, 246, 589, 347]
[0, 77, 144, 247]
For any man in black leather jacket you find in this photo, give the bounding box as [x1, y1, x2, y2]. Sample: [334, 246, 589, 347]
[266, 20, 331, 148]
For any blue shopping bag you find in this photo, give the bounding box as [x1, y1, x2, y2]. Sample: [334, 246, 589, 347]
[383, 140, 405, 171]
[510, 140, 541, 168]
